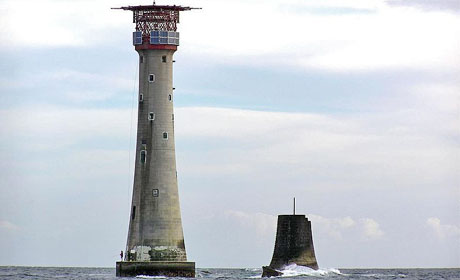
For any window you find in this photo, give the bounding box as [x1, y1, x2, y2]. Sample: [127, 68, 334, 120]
[131, 206, 136, 220]
[162, 56, 167, 63]
[163, 132, 168, 139]
[172, 114, 174, 121]
[148, 112, 155, 121]
[133, 31, 142, 45]
[152, 189, 159, 197]
[141, 139, 147, 145]
[150, 30, 179, 45]
[140, 56, 144, 63]
[150, 31, 160, 44]
[139, 93, 144, 102]
[168, 94, 172, 102]
[149, 74, 155, 82]
[140, 150, 147, 163]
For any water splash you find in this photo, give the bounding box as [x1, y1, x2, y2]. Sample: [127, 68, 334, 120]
[277, 264, 342, 277]
[136, 276, 167, 279]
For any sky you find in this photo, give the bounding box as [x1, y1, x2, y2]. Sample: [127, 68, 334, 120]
[0, 0, 459, 269]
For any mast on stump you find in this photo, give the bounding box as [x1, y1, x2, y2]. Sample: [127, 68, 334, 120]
[293, 197, 296, 215]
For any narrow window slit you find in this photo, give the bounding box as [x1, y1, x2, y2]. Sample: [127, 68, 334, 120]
[140, 150, 147, 163]
[131, 206, 136, 220]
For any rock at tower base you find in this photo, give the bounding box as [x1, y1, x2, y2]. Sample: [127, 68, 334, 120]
[262, 266, 283, 277]
[116, 261, 195, 277]
[262, 215, 318, 277]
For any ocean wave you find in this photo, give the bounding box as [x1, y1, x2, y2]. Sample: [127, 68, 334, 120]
[277, 264, 342, 277]
[246, 268, 262, 272]
[136, 275, 167, 279]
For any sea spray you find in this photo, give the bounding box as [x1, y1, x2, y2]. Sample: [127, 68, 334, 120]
[277, 264, 342, 277]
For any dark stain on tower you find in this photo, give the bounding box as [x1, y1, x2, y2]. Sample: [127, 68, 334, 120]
[262, 214, 319, 277]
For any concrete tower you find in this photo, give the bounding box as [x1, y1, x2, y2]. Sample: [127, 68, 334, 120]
[262, 200, 318, 277]
[113, 3, 199, 277]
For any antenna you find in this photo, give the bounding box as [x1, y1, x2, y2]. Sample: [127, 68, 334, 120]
[293, 197, 296, 215]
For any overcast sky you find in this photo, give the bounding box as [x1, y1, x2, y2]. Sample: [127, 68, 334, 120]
[0, 0, 459, 269]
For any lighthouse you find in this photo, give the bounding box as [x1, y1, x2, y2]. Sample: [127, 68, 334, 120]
[113, 3, 199, 277]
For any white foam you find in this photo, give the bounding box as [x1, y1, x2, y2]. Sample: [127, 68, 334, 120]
[277, 264, 342, 277]
[136, 276, 167, 279]
[246, 268, 262, 272]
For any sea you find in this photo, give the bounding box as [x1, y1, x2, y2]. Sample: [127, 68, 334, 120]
[1, 265, 459, 280]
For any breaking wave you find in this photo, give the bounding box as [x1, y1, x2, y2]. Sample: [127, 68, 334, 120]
[276, 264, 342, 277]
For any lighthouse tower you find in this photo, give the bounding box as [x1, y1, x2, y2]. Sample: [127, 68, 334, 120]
[113, 3, 199, 277]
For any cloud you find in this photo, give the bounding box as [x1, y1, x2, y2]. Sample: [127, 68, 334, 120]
[0, 220, 19, 231]
[0, 107, 132, 151]
[301, 8, 460, 72]
[0, 0, 132, 48]
[226, 210, 384, 241]
[225, 210, 277, 239]
[175, 105, 458, 191]
[360, 218, 384, 240]
[2, 0, 459, 72]
[1, 69, 134, 103]
[180, 0, 460, 72]
[1, 102, 457, 195]
[426, 217, 460, 239]
[308, 214, 356, 240]
[386, 0, 460, 13]
[309, 215, 384, 240]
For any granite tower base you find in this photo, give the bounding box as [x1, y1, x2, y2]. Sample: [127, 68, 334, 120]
[262, 215, 318, 277]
